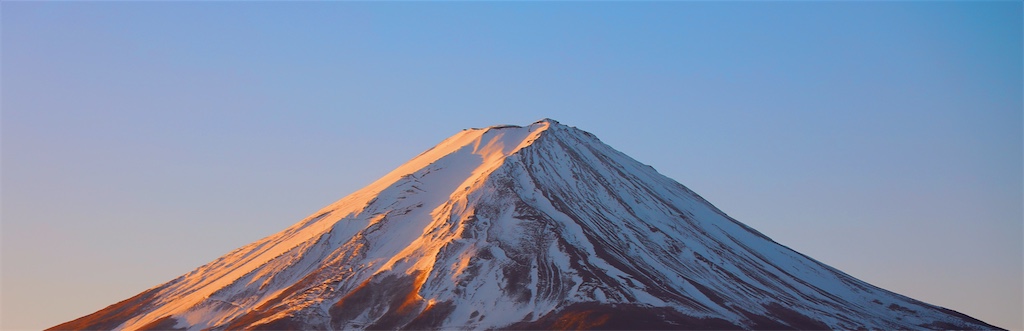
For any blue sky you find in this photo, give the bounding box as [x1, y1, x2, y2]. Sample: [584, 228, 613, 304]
[2, 2, 1021, 330]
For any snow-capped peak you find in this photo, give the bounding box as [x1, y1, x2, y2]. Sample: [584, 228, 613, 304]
[50, 119, 999, 331]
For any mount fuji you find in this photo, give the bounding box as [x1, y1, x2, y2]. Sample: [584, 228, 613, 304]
[50, 119, 998, 330]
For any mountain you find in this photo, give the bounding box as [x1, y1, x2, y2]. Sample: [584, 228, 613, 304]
[50, 119, 998, 330]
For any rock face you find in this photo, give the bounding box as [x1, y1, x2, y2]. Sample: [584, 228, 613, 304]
[50, 119, 999, 330]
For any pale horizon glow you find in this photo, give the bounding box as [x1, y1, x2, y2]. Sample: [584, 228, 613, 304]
[2, 2, 1021, 330]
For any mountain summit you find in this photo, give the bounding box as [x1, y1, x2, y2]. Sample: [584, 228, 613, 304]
[51, 119, 997, 330]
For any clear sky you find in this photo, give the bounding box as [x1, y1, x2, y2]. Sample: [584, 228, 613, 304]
[2, 2, 1020, 330]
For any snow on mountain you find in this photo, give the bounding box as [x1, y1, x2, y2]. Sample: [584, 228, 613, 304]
[49, 119, 999, 330]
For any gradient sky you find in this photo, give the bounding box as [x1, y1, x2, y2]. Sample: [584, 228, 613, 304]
[2, 2, 1021, 330]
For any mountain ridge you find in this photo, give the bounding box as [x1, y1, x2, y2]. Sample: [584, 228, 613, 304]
[50, 119, 999, 330]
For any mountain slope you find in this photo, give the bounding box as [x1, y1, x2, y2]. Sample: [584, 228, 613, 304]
[50, 119, 998, 330]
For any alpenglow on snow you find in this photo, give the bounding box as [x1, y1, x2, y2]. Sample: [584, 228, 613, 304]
[51, 119, 998, 330]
